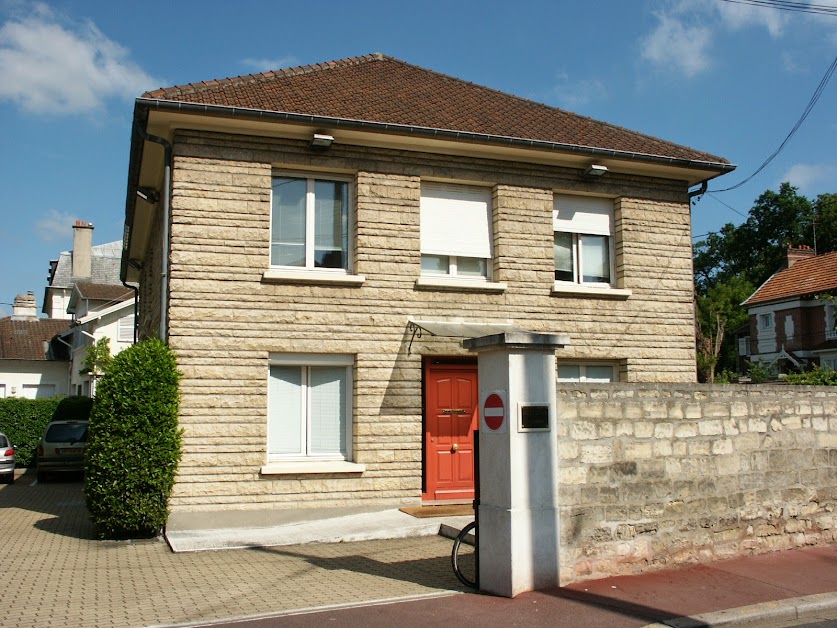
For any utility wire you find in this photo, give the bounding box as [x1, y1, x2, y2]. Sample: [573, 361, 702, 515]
[709, 53, 837, 193]
[719, 0, 837, 16]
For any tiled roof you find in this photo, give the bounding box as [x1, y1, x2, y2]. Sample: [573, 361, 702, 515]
[745, 251, 837, 305]
[143, 54, 729, 166]
[0, 318, 71, 360]
[74, 283, 133, 302]
[48, 241, 122, 289]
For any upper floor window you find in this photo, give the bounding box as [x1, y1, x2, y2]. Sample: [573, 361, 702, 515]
[553, 194, 614, 287]
[271, 175, 349, 271]
[759, 313, 774, 330]
[117, 314, 134, 343]
[826, 303, 836, 340]
[420, 182, 492, 280]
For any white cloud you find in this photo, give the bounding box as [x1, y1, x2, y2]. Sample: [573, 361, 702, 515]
[241, 56, 298, 73]
[640, 13, 712, 78]
[546, 72, 608, 110]
[0, 4, 159, 114]
[779, 163, 837, 191]
[716, 1, 786, 37]
[34, 209, 76, 242]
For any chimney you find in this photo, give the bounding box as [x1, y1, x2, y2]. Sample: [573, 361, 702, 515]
[12, 292, 38, 320]
[786, 244, 816, 269]
[72, 220, 94, 279]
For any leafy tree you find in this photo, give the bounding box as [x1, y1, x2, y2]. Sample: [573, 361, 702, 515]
[695, 275, 754, 381]
[84, 339, 182, 539]
[81, 337, 113, 393]
[693, 183, 836, 381]
[695, 183, 816, 292]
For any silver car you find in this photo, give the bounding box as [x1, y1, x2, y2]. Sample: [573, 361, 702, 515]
[36, 420, 88, 482]
[0, 432, 15, 484]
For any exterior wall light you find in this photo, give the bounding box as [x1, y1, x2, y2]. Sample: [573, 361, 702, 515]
[583, 164, 608, 177]
[310, 133, 334, 149]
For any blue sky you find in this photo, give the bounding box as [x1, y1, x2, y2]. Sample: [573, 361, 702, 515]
[1, 0, 835, 316]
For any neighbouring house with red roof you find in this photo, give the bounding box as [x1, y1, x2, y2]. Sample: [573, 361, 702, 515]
[739, 246, 837, 374]
[0, 293, 71, 398]
[120, 54, 734, 528]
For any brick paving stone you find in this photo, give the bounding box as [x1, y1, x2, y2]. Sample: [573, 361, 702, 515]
[1, 473, 463, 628]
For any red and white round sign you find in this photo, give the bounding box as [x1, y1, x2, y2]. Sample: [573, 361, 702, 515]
[483, 393, 505, 431]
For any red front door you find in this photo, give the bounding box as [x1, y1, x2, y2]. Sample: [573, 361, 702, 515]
[423, 362, 478, 501]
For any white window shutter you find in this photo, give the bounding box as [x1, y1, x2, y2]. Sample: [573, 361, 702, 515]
[554, 194, 613, 236]
[268, 366, 304, 455]
[420, 183, 492, 259]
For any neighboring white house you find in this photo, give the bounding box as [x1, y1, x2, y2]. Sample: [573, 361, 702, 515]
[43, 220, 123, 320]
[58, 283, 135, 396]
[0, 293, 71, 398]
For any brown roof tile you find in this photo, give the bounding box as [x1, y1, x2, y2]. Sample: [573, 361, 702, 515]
[745, 251, 837, 305]
[74, 282, 133, 302]
[0, 318, 71, 361]
[143, 54, 729, 166]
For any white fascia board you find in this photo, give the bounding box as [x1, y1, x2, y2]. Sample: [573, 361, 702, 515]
[77, 299, 133, 325]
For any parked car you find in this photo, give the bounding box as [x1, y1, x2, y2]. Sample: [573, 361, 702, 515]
[0, 432, 15, 484]
[36, 420, 89, 482]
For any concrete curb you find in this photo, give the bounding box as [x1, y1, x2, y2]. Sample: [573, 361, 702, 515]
[644, 591, 837, 627]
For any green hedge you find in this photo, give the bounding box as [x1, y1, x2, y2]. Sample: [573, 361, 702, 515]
[0, 396, 94, 466]
[84, 339, 182, 539]
[784, 366, 837, 386]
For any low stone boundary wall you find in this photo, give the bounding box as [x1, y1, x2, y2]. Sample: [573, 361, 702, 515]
[556, 383, 837, 583]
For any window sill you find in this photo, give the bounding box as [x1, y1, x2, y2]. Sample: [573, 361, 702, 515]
[262, 269, 365, 286]
[260, 461, 366, 475]
[415, 276, 507, 293]
[551, 282, 632, 299]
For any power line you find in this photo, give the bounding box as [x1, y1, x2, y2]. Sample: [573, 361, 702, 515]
[719, 0, 837, 16]
[710, 53, 837, 193]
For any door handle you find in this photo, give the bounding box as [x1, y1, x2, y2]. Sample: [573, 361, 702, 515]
[452, 443, 459, 452]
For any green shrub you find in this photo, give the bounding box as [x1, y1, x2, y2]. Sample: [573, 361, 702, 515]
[84, 339, 182, 539]
[784, 366, 837, 386]
[747, 360, 773, 384]
[0, 396, 94, 466]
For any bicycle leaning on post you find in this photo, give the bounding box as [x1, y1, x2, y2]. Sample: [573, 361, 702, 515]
[451, 519, 478, 587]
[451, 430, 479, 589]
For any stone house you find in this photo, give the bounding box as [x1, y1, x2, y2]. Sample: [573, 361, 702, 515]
[120, 54, 734, 528]
[740, 246, 837, 373]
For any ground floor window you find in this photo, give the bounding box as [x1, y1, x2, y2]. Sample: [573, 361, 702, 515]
[557, 363, 617, 383]
[268, 354, 353, 461]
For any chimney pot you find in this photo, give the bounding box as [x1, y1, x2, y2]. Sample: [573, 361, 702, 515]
[786, 244, 817, 268]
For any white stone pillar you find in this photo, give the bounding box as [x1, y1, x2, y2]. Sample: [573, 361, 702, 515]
[463, 332, 568, 598]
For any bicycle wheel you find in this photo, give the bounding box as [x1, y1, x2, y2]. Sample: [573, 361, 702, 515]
[451, 520, 477, 588]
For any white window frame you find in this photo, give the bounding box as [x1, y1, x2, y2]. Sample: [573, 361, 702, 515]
[825, 303, 836, 341]
[266, 354, 355, 465]
[557, 362, 618, 383]
[264, 173, 365, 287]
[759, 313, 774, 330]
[417, 182, 506, 292]
[552, 194, 629, 298]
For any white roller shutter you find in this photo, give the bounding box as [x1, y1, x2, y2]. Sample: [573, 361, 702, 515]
[553, 194, 612, 236]
[420, 183, 492, 259]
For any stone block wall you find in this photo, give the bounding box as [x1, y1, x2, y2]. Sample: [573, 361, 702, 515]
[557, 383, 837, 583]
[141, 128, 702, 518]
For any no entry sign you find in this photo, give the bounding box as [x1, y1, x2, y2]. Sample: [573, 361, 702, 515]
[484, 393, 505, 431]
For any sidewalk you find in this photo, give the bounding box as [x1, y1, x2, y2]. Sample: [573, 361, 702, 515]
[4, 471, 837, 627]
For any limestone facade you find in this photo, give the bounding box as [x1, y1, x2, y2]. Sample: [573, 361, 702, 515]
[138, 129, 700, 517]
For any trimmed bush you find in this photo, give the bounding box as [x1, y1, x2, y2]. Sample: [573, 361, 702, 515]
[0, 396, 93, 466]
[84, 339, 182, 539]
[785, 366, 837, 386]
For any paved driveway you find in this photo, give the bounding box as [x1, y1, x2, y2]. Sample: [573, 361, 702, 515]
[1, 471, 464, 627]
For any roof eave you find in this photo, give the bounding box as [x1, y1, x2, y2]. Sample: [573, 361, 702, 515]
[135, 98, 736, 177]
